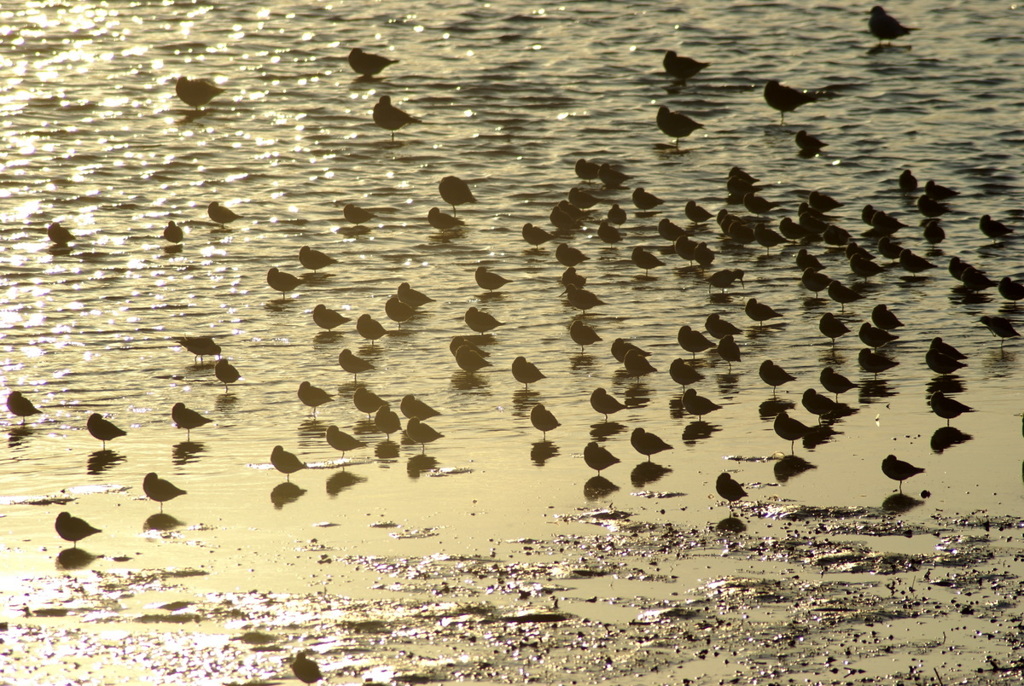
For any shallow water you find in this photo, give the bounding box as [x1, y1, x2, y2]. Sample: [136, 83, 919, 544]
[2, 0, 1024, 683]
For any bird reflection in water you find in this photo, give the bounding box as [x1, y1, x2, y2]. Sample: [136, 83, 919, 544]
[407, 453, 438, 479]
[144, 513, 184, 532]
[930, 426, 972, 453]
[590, 421, 626, 441]
[631, 461, 672, 488]
[375, 440, 400, 461]
[8, 425, 33, 451]
[583, 476, 619, 500]
[927, 375, 965, 396]
[271, 482, 307, 509]
[326, 470, 367, 497]
[758, 398, 794, 419]
[511, 388, 540, 416]
[56, 548, 98, 570]
[881, 493, 924, 514]
[214, 393, 239, 412]
[859, 378, 895, 401]
[87, 450, 126, 474]
[172, 441, 205, 466]
[682, 420, 720, 444]
[570, 353, 596, 371]
[774, 454, 817, 483]
[531, 441, 558, 466]
[715, 517, 747, 534]
[451, 370, 487, 391]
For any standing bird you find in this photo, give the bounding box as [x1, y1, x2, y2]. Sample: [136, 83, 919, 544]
[474, 266, 511, 292]
[325, 425, 366, 456]
[631, 246, 665, 276]
[632, 187, 664, 212]
[656, 106, 703, 147]
[297, 381, 333, 417]
[980, 315, 1021, 347]
[356, 313, 388, 345]
[745, 298, 782, 326]
[529, 403, 560, 439]
[716, 473, 747, 507]
[215, 359, 240, 392]
[522, 222, 554, 247]
[348, 47, 397, 77]
[859, 348, 899, 375]
[270, 445, 307, 481]
[569, 319, 601, 352]
[464, 307, 504, 334]
[298, 246, 336, 273]
[6, 390, 41, 422]
[267, 267, 301, 298]
[171, 402, 212, 439]
[372, 95, 420, 141]
[55, 512, 101, 548]
[818, 312, 850, 345]
[397, 282, 434, 308]
[163, 220, 183, 244]
[820, 367, 856, 399]
[143, 472, 187, 513]
[682, 388, 721, 420]
[929, 391, 973, 426]
[342, 203, 375, 225]
[511, 356, 545, 389]
[405, 417, 443, 453]
[773, 411, 811, 454]
[312, 304, 350, 331]
[630, 427, 672, 460]
[207, 201, 240, 227]
[290, 651, 324, 684]
[175, 76, 224, 109]
[427, 207, 464, 231]
[677, 325, 715, 358]
[439, 175, 475, 215]
[87, 413, 126, 448]
[763, 80, 818, 124]
[759, 359, 796, 394]
[400, 394, 440, 421]
[663, 50, 709, 81]
[583, 442, 620, 475]
[881, 454, 924, 493]
[177, 335, 221, 362]
[590, 388, 626, 421]
[869, 6, 916, 46]
[384, 296, 415, 328]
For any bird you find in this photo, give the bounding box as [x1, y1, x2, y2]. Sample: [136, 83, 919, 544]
[818, 312, 850, 345]
[597, 220, 622, 244]
[607, 203, 628, 225]
[623, 348, 657, 379]
[656, 105, 703, 146]
[374, 404, 402, 439]
[871, 304, 904, 331]
[530, 403, 559, 438]
[356, 313, 388, 344]
[869, 6, 916, 46]
[564, 284, 605, 312]
[998, 276, 1024, 303]
[475, 266, 511, 292]
[177, 336, 221, 362]
[716, 473, 747, 506]
[163, 220, 183, 244]
[298, 246, 336, 273]
[850, 253, 885, 281]
[384, 296, 415, 328]
[827, 280, 863, 312]
[917, 194, 948, 218]
[372, 95, 420, 140]
[663, 50, 709, 80]
[705, 313, 742, 339]
[574, 158, 600, 181]
[930, 337, 967, 361]
[979, 215, 1012, 243]
[555, 243, 588, 268]
[454, 344, 491, 373]
[439, 175, 475, 215]
[598, 164, 631, 189]
[759, 360, 796, 394]
[405, 417, 443, 452]
[898, 249, 937, 274]
[631, 246, 665, 276]
[214, 359, 240, 391]
[859, 322, 898, 349]
[142, 472, 187, 513]
[858, 348, 899, 375]
[774, 411, 811, 454]
[801, 268, 832, 294]
[630, 427, 672, 460]
[267, 267, 301, 298]
[55, 511, 101, 547]
[980, 315, 1020, 346]
[348, 47, 397, 77]
[337, 348, 373, 382]
[682, 388, 720, 420]
[396, 282, 434, 308]
[677, 325, 715, 358]
[325, 425, 366, 456]
[312, 304, 351, 331]
[632, 187, 664, 212]
[820, 367, 856, 399]
[590, 388, 626, 421]
[558, 321, 600, 355]
[207, 201, 240, 227]
[926, 347, 967, 375]
[271, 445, 307, 481]
[352, 386, 386, 417]
[707, 269, 745, 293]
[716, 334, 741, 369]
[685, 200, 713, 224]
[7, 391, 41, 422]
[464, 307, 503, 334]
[400, 394, 440, 421]
[522, 222, 554, 247]
[290, 651, 324, 684]
[427, 207, 464, 230]
[297, 381, 333, 417]
[745, 194, 781, 217]
[801, 388, 838, 423]
[171, 402, 212, 439]
[47, 221, 74, 245]
[511, 356, 545, 389]
[342, 203, 376, 225]
[744, 298, 781, 326]
[899, 169, 918, 193]
[669, 358, 704, 388]
[795, 130, 826, 154]
[87, 413, 126, 448]
[763, 80, 818, 124]
[583, 441, 620, 474]
[881, 454, 924, 493]
[929, 391, 973, 426]
[175, 76, 224, 109]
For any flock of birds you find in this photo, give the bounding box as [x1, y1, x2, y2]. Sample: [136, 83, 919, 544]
[4, 5, 1023, 682]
